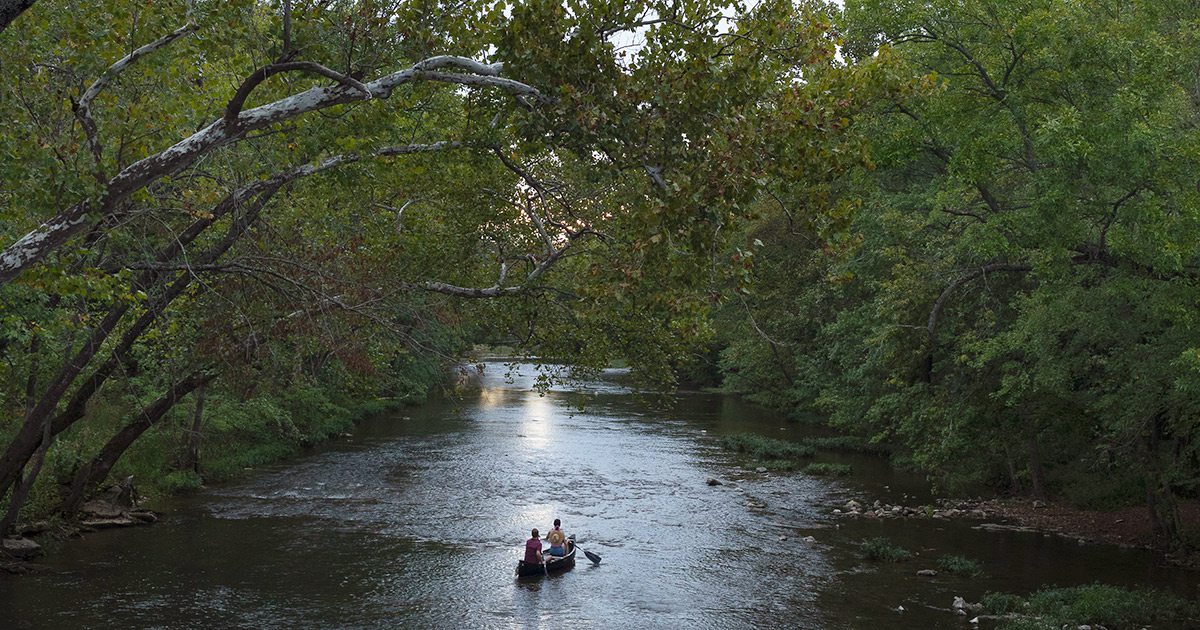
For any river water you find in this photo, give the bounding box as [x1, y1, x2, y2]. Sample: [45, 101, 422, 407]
[1, 363, 1195, 629]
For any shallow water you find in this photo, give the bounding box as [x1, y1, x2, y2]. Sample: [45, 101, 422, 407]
[1, 363, 1195, 629]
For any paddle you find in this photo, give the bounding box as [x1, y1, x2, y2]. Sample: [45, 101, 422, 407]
[569, 535, 602, 565]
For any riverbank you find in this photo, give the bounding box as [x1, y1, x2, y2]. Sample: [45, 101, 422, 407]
[0, 394, 424, 573]
[717, 431, 1200, 566]
[832, 495, 1200, 567]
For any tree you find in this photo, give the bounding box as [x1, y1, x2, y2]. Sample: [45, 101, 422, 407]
[0, 0, 871, 530]
[715, 0, 1200, 546]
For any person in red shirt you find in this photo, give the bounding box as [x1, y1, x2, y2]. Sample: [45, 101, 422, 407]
[523, 528, 544, 564]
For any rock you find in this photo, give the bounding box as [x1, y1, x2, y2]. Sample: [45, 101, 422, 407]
[894, 605, 905, 612]
[97, 475, 137, 509]
[1032, 500, 1046, 508]
[873, 500, 882, 509]
[832, 509, 843, 515]
[129, 510, 158, 523]
[845, 500, 862, 511]
[1, 536, 42, 560]
[917, 569, 938, 577]
[17, 520, 50, 536]
[969, 617, 979, 625]
[1, 561, 32, 574]
[80, 499, 126, 519]
[80, 517, 138, 529]
[778, 535, 788, 541]
[706, 478, 722, 486]
[755, 467, 768, 473]
[952, 596, 968, 611]
[802, 536, 816, 543]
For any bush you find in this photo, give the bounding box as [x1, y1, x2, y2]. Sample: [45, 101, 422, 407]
[760, 459, 803, 471]
[722, 433, 815, 459]
[159, 470, 204, 493]
[801, 435, 890, 454]
[937, 554, 983, 577]
[803, 462, 852, 476]
[1059, 469, 1144, 511]
[1023, 584, 1193, 627]
[988, 584, 1196, 629]
[981, 592, 1024, 615]
[860, 537, 912, 562]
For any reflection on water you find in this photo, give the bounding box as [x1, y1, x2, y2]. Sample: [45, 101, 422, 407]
[0, 363, 1194, 629]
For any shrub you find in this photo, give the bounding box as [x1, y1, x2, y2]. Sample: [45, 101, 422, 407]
[801, 435, 890, 454]
[1023, 584, 1193, 627]
[722, 433, 815, 459]
[860, 537, 912, 562]
[937, 554, 983, 577]
[988, 584, 1196, 629]
[803, 462, 852, 476]
[159, 470, 204, 493]
[981, 592, 1024, 615]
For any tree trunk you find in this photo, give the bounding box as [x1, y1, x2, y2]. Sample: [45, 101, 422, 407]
[0, 336, 53, 535]
[60, 371, 214, 517]
[0, 184, 283, 501]
[0, 0, 36, 34]
[1004, 445, 1022, 494]
[181, 383, 207, 473]
[1027, 435, 1046, 500]
[1141, 413, 1182, 547]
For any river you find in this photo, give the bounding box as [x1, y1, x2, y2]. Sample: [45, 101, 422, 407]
[1, 362, 1195, 628]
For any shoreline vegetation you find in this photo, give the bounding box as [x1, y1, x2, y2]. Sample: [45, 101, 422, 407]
[717, 432, 1200, 565]
[1, 360, 459, 573]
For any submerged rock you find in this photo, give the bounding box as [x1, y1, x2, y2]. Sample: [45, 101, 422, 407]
[80, 517, 139, 529]
[706, 478, 722, 486]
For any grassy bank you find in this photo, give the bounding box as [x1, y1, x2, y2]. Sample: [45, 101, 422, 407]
[3, 359, 452, 527]
[983, 584, 1197, 629]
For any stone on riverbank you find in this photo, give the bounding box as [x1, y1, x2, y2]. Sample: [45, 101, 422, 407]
[1, 536, 42, 560]
[917, 569, 938, 577]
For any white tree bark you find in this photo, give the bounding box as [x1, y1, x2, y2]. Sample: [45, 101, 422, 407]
[0, 55, 542, 285]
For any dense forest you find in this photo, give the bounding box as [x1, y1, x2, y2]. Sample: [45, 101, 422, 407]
[0, 0, 1196, 555]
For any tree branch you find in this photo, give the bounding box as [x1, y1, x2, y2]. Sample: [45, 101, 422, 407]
[0, 55, 540, 285]
[225, 61, 370, 121]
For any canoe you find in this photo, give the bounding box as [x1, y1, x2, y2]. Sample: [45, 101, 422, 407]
[516, 541, 576, 577]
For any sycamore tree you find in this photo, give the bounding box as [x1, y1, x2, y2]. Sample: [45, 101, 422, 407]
[0, 0, 873, 531]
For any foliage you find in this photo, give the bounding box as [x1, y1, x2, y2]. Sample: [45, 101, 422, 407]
[859, 536, 911, 562]
[802, 462, 852, 476]
[981, 592, 1025, 615]
[986, 584, 1196, 629]
[0, 0, 887, 528]
[722, 433, 816, 460]
[937, 554, 982, 577]
[707, 0, 1200, 547]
